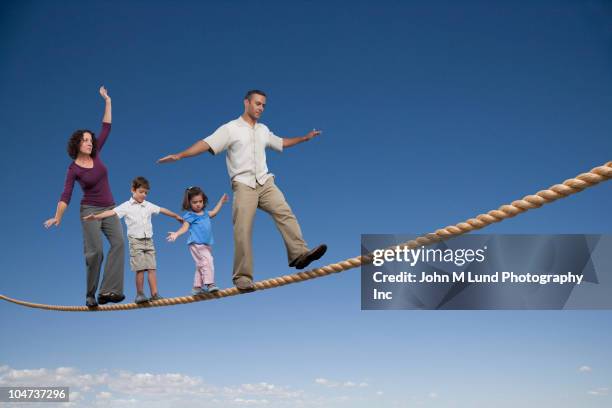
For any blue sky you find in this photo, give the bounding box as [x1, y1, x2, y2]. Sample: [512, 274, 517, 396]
[1, 1, 611, 407]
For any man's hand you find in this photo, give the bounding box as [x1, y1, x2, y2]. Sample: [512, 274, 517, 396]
[157, 154, 181, 164]
[304, 129, 322, 141]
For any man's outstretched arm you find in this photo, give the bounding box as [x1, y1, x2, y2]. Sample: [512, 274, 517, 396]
[282, 129, 322, 149]
[157, 140, 212, 163]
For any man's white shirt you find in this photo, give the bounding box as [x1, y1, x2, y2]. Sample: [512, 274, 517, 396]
[203, 116, 283, 188]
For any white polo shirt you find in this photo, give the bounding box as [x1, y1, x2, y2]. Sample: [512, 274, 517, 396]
[203, 116, 284, 189]
[113, 198, 161, 238]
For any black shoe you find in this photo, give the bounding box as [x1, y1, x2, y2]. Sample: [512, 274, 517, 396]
[292, 244, 328, 270]
[97, 292, 125, 305]
[86, 296, 98, 307]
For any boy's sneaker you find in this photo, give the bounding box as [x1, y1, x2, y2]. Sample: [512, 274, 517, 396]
[207, 284, 220, 293]
[191, 287, 207, 296]
[135, 294, 149, 304]
[149, 294, 163, 301]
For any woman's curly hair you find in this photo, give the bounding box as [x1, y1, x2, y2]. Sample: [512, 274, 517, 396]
[67, 129, 97, 159]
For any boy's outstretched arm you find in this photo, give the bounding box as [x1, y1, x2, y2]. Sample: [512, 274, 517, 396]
[167, 221, 190, 242]
[208, 193, 229, 218]
[159, 207, 183, 223]
[157, 140, 212, 163]
[83, 209, 117, 221]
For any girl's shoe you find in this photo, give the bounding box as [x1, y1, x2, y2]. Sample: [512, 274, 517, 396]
[207, 284, 220, 293]
[149, 294, 163, 301]
[191, 287, 207, 296]
[135, 294, 149, 304]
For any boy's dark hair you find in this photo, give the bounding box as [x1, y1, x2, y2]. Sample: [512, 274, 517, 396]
[132, 176, 150, 190]
[182, 186, 208, 211]
[244, 89, 266, 100]
[67, 130, 97, 159]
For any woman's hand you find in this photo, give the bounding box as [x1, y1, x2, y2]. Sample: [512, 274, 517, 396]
[221, 193, 229, 204]
[167, 231, 179, 242]
[44, 217, 60, 228]
[99, 85, 111, 102]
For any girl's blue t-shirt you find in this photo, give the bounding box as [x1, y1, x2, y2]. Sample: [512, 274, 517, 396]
[183, 211, 213, 245]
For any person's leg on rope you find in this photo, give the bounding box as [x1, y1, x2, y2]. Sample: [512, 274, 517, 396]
[98, 209, 125, 304]
[135, 270, 147, 304]
[258, 177, 327, 270]
[232, 180, 258, 291]
[80, 205, 105, 307]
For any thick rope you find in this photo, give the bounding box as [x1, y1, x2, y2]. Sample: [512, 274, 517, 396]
[1, 161, 611, 312]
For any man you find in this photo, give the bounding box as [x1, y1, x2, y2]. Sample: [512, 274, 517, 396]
[158, 90, 327, 291]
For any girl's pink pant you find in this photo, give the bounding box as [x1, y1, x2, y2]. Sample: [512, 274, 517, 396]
[189, 244, 215, 286]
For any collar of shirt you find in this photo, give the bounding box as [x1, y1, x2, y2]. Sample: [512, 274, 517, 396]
[236, 115, 260, 130]
[129, 197, 146, 207]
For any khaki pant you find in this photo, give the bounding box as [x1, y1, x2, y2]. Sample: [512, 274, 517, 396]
[232, 177, 308, 282]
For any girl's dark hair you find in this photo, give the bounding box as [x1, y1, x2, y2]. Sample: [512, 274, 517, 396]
[182, 186, 208, 211]
[67, 130, 97, 159]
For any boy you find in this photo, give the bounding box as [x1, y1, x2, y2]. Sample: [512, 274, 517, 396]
[83, 176, 182, 304]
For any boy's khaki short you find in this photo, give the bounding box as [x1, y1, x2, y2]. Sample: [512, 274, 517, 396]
[128, 237, 157, 272]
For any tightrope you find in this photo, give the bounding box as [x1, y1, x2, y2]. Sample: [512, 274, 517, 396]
[1, 161, 610, 312]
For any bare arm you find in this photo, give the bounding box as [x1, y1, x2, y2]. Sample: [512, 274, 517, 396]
[157, 140, 211, 163]
[159, 207, 183, 223]
[44, 201, 68, 228]
[282, 129, 322, 149]
[100, 86, 112, 124]
[82, 209, 117, 222]
[208, 194, 229, 218]
[167, 221, 190, 242]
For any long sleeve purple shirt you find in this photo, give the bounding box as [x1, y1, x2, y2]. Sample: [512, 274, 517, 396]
[60, 122, 115, 207]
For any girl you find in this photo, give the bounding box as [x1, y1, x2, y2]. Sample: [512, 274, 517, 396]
[167, 187, 228, 294]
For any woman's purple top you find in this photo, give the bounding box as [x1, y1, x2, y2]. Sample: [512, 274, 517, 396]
[60, 122, 115, 207]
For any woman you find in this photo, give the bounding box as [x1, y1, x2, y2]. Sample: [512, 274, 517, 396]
[44, 86, 125, 307]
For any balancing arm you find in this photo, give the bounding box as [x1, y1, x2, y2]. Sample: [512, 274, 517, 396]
[159, 207, 184, 223]
[282, 129, 322, 149]
[167, 221, 190, 242]
[208, 194, 229, 218]
[157, 140, 212, 163]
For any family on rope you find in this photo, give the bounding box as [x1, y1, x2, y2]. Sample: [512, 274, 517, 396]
[45, 87, 327, 307]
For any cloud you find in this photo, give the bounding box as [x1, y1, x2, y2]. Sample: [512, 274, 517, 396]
[315, 378, 369, 389]
[578, 365, 592, 373]
[588, 388, 609, 396]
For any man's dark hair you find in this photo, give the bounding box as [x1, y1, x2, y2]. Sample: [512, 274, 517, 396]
[182, 186, 208, 211]
[244, 89, 267, 100]
[132, 176, 150, 190]
[67, 130, 97, 159]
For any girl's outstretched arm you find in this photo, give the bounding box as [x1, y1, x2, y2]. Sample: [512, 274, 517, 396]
[82, 209, 117, 221]
[167, 221, 190, 242]
[159, 207, 183, 223]
[100, 86, 112, 124]
[208, 193, 229, 218]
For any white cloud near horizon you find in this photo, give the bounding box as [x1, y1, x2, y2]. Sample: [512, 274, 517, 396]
[0, 365, 380, 408]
